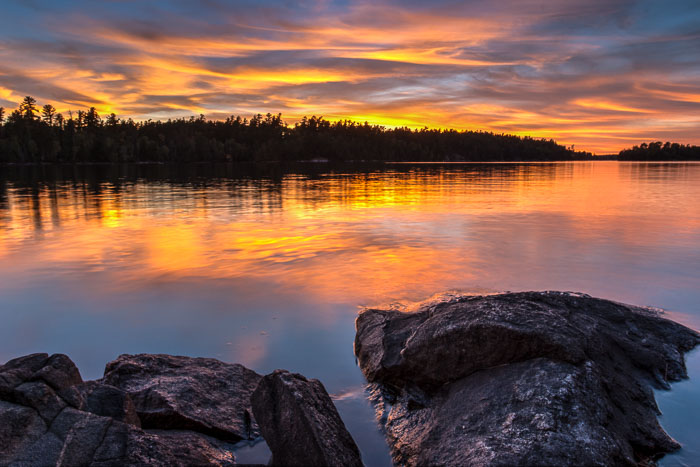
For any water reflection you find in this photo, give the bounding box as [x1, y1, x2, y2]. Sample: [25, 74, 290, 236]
[2, 163, 699, 306]
[0, 162, 699, 465]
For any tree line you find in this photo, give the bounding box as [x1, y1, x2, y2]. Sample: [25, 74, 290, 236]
[618, 141, 700, 161]
[0, 95, 600, 164]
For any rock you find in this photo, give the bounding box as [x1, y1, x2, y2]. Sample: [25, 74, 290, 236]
[251, 370, 363, 467]
[0, 400, 47, 465]
[12, 381, 67, 423]
[0, 353, 50, 399]
[30, 353, 83, 391]
[0, 352, 265, 465]
[10, 406, 238, 467]
[355, 291, 700, 466]
[124, 429, 238, 467]
[72, 381, 142, 427]
[102, 354, 262, 441]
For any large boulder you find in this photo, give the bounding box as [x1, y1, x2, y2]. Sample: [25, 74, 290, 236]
[251, 370, 363, 467]
[101, 354, 262, 441]
[355, 291, 700, 466]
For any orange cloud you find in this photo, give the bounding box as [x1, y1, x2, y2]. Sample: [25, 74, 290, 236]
[1, 0, 699, 153]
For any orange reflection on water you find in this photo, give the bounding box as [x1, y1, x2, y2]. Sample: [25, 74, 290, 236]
[1, 163, 700, 306]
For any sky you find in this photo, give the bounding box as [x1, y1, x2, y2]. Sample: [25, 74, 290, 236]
[0, 0, 699, 153]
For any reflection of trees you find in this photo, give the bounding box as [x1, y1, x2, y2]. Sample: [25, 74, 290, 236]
[0, 162, 573, 235]
[620, 159, 694, 182]
[0, 178, 9, 229]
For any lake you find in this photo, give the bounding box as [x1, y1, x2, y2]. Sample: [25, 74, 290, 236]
[1, 161, 699, 465]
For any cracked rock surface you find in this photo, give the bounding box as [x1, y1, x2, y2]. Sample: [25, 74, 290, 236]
[354, 291, 700, 466]
[0, 353, 262, 466]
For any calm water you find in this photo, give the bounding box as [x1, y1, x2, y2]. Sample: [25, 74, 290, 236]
[1, 162, 699, 465]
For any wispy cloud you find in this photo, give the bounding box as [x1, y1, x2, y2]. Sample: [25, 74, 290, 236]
[0, 0, 698, 152]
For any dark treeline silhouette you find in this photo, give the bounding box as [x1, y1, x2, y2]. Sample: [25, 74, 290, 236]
[618, 141, 700, 161]
[0, 96, 593, 164]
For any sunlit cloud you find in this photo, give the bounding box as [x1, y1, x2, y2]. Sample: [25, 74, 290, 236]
[0, 0, 698, 153]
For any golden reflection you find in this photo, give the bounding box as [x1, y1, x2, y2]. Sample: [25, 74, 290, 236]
[1, 163, 699, 304]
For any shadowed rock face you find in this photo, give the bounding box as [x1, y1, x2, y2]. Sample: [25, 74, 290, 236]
[355, 291, 700, 466]
[0, 353, 257, 466]
[251, 370, 363, 467]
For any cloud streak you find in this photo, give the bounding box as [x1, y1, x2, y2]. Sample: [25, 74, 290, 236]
[0, 0, 699, 152]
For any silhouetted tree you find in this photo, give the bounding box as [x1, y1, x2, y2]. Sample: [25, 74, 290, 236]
[106, 113, 118, 127]
[41, 104, 56, 126]
[0, 107, 5, 124]
[76, 110, 85, 130]
[7, 109, 22, 124]
[85, 107, 101, 128]
[19, 96, 39, 121]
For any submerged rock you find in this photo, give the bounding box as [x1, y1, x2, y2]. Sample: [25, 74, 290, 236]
[251, 370, 363, 467]
[355, 291, 700, 466]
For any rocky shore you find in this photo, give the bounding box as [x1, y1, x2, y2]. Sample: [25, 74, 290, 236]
[1, 291, 698, 466]
[0, 354, 361, 466]
[354, 291, 700, 466]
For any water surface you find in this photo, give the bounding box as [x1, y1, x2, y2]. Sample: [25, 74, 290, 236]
[1, 162, 698, 465]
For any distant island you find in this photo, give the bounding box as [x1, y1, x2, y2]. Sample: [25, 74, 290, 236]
[0, 96, 697, 163]
[618, 142, 700, 161]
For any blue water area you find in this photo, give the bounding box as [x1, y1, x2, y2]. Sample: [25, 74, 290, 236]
[0, 161, 698, 465]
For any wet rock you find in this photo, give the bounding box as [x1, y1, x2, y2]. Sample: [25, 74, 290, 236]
[102, 354, 262, 441]
[355, 291, 700, 466]
[251, 370, 363, 467]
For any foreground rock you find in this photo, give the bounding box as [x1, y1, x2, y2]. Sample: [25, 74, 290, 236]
[251, 370, 363, 467]
[102, 354, 262, 441]
[0, 353, 259, 466]
[355, 291, 700, 466]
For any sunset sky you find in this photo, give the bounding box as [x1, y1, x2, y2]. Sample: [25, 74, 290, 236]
[1, 0, 699, 153]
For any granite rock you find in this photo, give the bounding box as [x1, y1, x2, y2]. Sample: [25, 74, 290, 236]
[355, 291, 700, 466]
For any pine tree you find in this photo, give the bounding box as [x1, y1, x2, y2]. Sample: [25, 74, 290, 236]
[19, 96, 39, 120]
[42, 104, 56, 126]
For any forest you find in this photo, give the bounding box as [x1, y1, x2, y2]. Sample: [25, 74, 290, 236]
[617, 141, 700, 161]
[0, 96, 592, 163]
